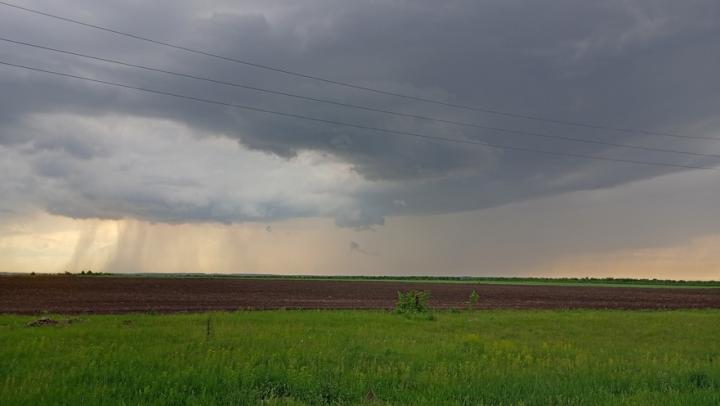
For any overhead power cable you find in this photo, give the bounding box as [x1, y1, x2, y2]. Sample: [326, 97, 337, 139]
[0, 59, 716, 172]
[2, 36, 719, 160]
[0, 0, 701, 140]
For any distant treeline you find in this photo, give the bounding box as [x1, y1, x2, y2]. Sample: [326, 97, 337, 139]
[232, 275, 720, 286]
[97, 273, 720, 287]
[14, 272, 719, 287]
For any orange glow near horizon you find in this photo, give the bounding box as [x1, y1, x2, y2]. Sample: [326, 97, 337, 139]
[1, 211, 718, 281]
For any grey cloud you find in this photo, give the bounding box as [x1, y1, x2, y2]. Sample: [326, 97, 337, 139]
[335, 208, 385, 230]
[0, 0, 719, 227]
[0, 114, 374, 226]
[349, 241, 376, 256]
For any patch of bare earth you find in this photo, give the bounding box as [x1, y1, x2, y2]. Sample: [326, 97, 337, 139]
[1, 275, 719, 314]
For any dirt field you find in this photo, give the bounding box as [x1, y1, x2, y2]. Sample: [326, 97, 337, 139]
[1, 275, 719, 314]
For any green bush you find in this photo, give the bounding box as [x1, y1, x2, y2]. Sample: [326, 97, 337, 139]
[468, 290, 479, 310]
[395, 290, 430, 314]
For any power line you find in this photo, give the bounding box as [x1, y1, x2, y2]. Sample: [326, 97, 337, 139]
[0, 0, 699, 140]
[0, 59, 716, 172]
[2, 36, 720, 161]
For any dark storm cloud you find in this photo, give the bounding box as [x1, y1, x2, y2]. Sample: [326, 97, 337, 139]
[0, 0, 719, 226]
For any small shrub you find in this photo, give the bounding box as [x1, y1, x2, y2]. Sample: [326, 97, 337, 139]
[205, 316, 212, 341]
[468, 290, 479, 310]
[395, 290, 430, 314]
[689, 372, 711, 389]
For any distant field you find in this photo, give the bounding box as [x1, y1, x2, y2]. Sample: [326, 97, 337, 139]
[92, 273, 720, 289]
[231, 276, 720, 289]
[1, 310, 719, 405]
[5, 272, 720, 289]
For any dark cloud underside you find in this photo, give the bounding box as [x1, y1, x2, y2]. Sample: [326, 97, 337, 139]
[0, 0, 719, 226]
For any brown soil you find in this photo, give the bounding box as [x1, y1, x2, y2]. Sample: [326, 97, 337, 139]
[1, 275, 719, 314]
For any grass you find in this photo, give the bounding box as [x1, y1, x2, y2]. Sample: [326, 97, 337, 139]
[1, 310, 720, 405]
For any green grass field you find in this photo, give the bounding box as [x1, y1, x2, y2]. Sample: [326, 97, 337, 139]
[2, 310, 720, 405]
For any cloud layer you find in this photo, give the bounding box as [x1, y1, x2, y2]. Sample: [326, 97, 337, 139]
[1, 0, 720, 229]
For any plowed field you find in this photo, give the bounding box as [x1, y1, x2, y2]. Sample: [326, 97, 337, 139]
[2, 275, 719, 314]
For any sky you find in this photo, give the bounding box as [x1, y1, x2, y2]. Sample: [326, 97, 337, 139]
[0, 0, 719, 278]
